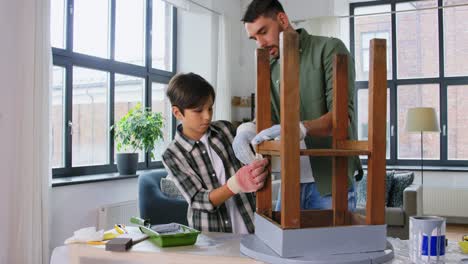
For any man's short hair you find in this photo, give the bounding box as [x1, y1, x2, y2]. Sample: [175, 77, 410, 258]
[241, 0, 285, 23]
[166, 72, 215, 114]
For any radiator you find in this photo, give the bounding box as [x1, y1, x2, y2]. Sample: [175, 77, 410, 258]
[98, 200, 139, 230]
[424, 187, 468, 218]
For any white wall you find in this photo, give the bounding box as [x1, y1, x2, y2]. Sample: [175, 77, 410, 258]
[282, 0, 334, 21]
[50, 179, 138, 250]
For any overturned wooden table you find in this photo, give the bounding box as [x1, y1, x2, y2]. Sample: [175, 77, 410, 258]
[242, 30, 392, 263]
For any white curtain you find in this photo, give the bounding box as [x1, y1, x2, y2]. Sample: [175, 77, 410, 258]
[214, 15, 232, 121]
[0, 0, 51, 263]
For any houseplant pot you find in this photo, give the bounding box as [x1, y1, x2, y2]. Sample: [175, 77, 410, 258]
[116, 153, 139, 175]
[112, 103, 164, 175]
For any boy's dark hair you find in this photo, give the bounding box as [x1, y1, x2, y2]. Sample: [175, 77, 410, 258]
[241, 0, 285, 23]
[166, 72, 215, 114]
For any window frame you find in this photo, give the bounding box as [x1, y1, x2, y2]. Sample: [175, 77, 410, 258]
[52, 0, 177, 178]
[360, 31, 391, 73]
[350, 0, 468, 168]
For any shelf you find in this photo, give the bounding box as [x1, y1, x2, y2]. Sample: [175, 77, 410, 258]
[231, 96, 252, 107]
[232, 103, 251, 107]
[257, 141, 370, 157]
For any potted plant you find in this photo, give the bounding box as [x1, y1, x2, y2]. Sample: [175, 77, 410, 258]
[112, 103, 164, 175]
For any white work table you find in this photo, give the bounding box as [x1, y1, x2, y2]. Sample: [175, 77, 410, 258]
[50, 228, 467, 264]
[51, 231, 261, 264]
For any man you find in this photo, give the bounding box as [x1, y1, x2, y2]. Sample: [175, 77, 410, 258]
[234, 0, 362, 210]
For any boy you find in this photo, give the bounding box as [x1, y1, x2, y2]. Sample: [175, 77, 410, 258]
[162, 73, 269, 234]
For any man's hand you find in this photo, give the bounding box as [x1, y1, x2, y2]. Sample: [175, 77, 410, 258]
[233, 122, 257, 164]
[226, 158, 269, 194]
[251, 122, 307, 145]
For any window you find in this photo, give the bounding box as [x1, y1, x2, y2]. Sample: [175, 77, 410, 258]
[73, 0, 110, 58]
[115, 0, 146, 65]
[351, 0, 468, 167]
[397, 84, 440, 160]
[443, 0, 468, 77]
[353, 4, 392, 81]
[396, 1, 439, 79]
[152, 0, 174, 71]
[447, 85, 468, 160]
[114, 74, 145, 162]
[51, 0, 66, 49]
[72, 67, 109, 167]
[51, 0, 177, 178]
[51, 66, 65, 168]
[360, 31, 391, 73]
[151, 82, 172, 161]
[357, 88, 391, 159]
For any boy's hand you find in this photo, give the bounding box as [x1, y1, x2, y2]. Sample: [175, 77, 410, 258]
[251, 122, 307, 145]
[227, 158, 269, 194]
[233, 122, 257, 164]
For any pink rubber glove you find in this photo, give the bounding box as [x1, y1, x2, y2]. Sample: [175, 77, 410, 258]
[227, 158, 268, 194]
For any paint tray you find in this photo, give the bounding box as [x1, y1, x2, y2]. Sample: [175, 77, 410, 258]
[138, 223, 200, 247]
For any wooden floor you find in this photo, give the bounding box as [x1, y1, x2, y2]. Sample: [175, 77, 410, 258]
[446, 224, 468, 241]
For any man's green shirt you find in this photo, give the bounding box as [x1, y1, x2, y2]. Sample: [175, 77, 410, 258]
[269, 28, 362, 196]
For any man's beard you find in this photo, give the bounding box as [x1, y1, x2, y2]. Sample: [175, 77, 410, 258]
[266, 45, 280, 58]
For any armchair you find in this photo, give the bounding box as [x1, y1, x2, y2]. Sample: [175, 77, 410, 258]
[138, 170, 188, 226]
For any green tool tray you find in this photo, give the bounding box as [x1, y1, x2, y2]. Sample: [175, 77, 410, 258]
[138, 224, 200, 248]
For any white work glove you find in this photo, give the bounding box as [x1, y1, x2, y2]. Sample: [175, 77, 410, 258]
[251, 122, 307, 146]
[227, 158, 269, 194]
[232, 122, 257, 165]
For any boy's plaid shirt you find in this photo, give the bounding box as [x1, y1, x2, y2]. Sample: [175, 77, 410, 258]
[162, 120, 256, 233]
